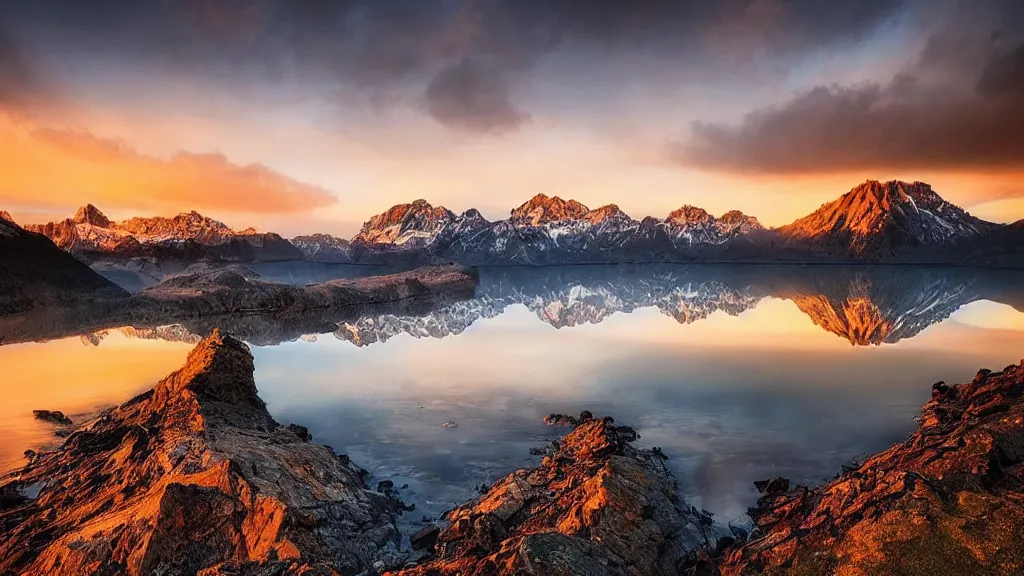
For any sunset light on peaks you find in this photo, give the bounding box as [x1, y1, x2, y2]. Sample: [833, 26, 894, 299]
[2, 2, 1024, 574]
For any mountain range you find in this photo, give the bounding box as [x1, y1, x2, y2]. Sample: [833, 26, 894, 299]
[23, 205, 303, 262]
[11, 180, 1022, 266]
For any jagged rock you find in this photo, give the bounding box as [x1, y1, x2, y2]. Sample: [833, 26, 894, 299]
[73, 204, 112, 228]
[715, 361, 1024, 575]
[410, 525, 441, 551]
[31, 410, 73, 426]
[390, 416, 706, 576]
[0, 331, 403, 575]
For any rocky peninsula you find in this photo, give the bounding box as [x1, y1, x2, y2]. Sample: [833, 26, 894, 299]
[0, 262, 479, 346]
[0, 331, 405, 575]
[2, 333, 1022, 574]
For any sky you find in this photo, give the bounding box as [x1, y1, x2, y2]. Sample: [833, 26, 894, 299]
[0, 0, 1022, 237]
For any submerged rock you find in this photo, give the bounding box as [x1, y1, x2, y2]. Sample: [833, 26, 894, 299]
[715, 362, 1024, 575]
[31, 410, 73, 426]
[0, 330, 402, 575]
[391, 416, 707, 575]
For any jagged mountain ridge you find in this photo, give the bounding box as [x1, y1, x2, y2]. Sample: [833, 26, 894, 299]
[778, 180, 1000, 260]
[294, 180, 1006, 265]
[314, 193, 771, 265]
[12, 179, 1016, 266]
[26, 204, 303, 262]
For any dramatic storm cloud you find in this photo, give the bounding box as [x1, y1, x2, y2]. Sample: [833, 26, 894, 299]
[0, 0, 915, 132]
[676, 0, 1024, 173]
[2, 0, 1023, 232]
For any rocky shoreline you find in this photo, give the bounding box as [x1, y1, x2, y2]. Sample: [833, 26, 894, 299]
[710, 361, 1024, 576]
[1, 331, 406, 575]
[2, 334, 1022, 575]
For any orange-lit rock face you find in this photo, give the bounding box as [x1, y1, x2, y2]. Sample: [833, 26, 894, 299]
[25, 204, 270, 254]
[391, 416, 705, 576]
[73, 204, 111, 227]
[716, 362, 1024, 575]
[717, 210, 764, 235]
[667, 205, 715, 226]
[582, 203, 633, 225]
[354, 199, 457, 245]
[778, 180, 992, 259]
[510, 193, 590, 226]
[0, 331, 400, 576]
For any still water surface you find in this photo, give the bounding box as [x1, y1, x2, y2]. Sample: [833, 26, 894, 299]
[2, 264, 1023, 526]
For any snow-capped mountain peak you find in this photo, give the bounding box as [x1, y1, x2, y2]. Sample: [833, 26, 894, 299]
[779, 179, 996, 259]
[510, 194, 590, 225]
[353, 199, 456, 246]
[583, 204, 634, 225]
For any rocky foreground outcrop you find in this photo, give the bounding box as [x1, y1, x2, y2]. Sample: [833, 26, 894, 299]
[0, 331, 405, 576]
[3, 325, 1022, 575]
[712, 361, 1024, 575]
[390, 414, 707, 576]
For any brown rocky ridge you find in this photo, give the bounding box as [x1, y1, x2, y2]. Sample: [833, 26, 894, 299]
[708, 359, 1024, 575]
[0, 330, 410, 576]
[389, 412, 707, 576]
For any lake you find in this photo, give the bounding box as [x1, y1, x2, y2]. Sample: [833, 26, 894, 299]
[2, 264, 1023, 528]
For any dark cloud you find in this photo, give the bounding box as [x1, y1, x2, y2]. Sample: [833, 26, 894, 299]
[675, 0, 1024, 173]
[424, 58, 528, 133]
[0, 28, 44, 112]
[0, 0, 913, 132]
[978, 42, 1024, 95]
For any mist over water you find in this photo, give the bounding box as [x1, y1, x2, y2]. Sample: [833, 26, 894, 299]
[3, 263, 1024, 525]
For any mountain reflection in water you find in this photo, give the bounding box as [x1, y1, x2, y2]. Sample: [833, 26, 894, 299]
[2, 264, 1024, 525]
[66, 264, 1024, 348]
